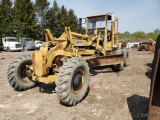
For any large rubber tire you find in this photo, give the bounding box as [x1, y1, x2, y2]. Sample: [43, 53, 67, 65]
[114, 49, 124, 71]
[55, 57, 90, 106]
[7, 55, 36, 91]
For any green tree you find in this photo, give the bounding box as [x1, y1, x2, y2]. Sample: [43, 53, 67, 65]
[67, 9, 85, 34]
[119, 31, 131, 39]
[46, 0, 60, 37]
[35, 0, 50, 39]
[147, 29, 160, 41]
[13, 0, 38, 39]
[55, 5, 68, 36]
[147, 32, 157, 41]
[46, 0, 85, 37]
[154, 28, 160, 36]
[59, 7, 86, 34]
[0, 0, 13, 37]
[132, 31, 147, 39]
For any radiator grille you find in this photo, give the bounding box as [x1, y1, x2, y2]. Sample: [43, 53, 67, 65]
[15, 44, 21, 48]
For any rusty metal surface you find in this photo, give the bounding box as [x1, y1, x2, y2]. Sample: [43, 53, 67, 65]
[149, 45, 155, 51]
[86, 54, 123, 67]
[139, 42, 155, 51]
[139, 42, 150, 51]
[148, 34, 160, 120]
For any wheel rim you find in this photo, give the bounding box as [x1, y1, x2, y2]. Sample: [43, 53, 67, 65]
[72, 69, 85, 94]
[18, 61, 32, 83]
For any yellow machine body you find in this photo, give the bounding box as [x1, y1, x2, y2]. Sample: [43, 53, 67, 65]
[31, 13, 123, 83]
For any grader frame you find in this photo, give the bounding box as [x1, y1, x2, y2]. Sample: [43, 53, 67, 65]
[32, 13, 122, 83]
[7, 13, 127, 106]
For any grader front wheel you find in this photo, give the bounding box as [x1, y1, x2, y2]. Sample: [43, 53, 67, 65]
[7, 55, 36, 91]
[55, 57, 90, 106]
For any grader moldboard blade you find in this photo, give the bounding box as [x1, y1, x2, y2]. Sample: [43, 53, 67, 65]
[148, 34, 160, 120]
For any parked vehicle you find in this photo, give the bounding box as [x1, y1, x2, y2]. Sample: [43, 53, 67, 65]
[19, 38, 36, 50]
[138, 42, 155, 51]
[2, 37, 22, 51]
[35, 40, 43, 49]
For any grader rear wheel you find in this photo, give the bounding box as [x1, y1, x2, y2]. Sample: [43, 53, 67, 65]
[7, 55, 36, 91]
[55, 57, 90, 106]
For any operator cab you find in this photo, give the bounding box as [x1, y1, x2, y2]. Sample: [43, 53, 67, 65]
[86, 15, 105, 36]
[86, 13, 118, 37]
[86, 13, 119, 50]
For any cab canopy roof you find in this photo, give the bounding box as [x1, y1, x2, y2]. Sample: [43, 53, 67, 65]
[86, 13, 118, 21]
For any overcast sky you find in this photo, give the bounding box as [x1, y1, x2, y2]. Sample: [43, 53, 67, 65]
[34, 0, 160, 33]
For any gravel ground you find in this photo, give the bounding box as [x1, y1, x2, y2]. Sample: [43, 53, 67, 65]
[0, 49, 153, 120]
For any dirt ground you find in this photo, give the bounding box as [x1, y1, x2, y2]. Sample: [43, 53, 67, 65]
[0, 49, 153, 120]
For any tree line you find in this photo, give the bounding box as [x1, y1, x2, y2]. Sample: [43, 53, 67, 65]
[0, 0, 85, 41]
[0, 0, 159, 42]
[119, 28, 160, 41]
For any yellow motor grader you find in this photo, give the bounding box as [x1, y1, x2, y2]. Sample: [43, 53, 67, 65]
[7, 13, 128, 106]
